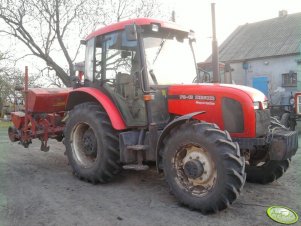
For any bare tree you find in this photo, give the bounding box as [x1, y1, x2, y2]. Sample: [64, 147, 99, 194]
[0, 0, 165, 87]
[102, 0, 163, 24]
[0, 55, 40, 115]
[39, 66, 65, 87]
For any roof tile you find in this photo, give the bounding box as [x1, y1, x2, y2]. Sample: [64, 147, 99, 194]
[217, 12, 301, 62]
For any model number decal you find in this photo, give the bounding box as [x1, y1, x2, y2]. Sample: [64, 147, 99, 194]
[178, 95, 216, 101]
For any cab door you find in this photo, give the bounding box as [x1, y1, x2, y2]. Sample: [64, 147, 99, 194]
[96, 31, 147, 127]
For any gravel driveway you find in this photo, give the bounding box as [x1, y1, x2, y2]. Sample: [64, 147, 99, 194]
[0, 126, 300, 226]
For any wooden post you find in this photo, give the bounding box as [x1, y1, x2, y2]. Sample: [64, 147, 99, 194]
[211, 3, 220, 83]
[24, 66, 29, 141]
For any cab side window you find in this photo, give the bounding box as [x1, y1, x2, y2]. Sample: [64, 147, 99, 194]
[101, 31, 147, 126]
[104, 32, 136, 80]
[85, 38, 95, 82]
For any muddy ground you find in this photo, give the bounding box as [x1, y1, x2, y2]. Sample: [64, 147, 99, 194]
[0, 125, 300, 226]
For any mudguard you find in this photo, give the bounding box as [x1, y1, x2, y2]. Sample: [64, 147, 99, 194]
[66, 87, 126, 130]
[155, 111, 205, 171]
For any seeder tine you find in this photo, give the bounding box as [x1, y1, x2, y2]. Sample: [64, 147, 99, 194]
[40, 141, 50, 152]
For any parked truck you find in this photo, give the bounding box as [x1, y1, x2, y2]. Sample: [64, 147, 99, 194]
[8, 18, 298, 213]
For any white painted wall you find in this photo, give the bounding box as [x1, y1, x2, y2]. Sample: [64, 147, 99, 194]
[227, 54, 300, 104]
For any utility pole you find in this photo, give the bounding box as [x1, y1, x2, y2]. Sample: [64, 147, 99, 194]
[211, 3, 220, 83]
[171, 10, 176, 22]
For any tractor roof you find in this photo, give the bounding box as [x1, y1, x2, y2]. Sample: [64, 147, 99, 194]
[85, 18, 189, 40]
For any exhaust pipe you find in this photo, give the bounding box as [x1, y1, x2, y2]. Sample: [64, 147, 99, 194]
[211, 3, 220, 83]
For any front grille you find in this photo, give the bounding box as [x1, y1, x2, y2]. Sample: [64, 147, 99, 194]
[222, 98, 244, 133]
[256, 109, 270, 137]
[269, 129, 298, 160]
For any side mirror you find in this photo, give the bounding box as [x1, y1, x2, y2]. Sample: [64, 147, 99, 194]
[80, 40, 87, 45]
[74, 61, 85, 72]
[125, 24, 138, 41]
[15, 85, 24, 91]
[188, 30, 196, 42]
[121, 51, 131, 58]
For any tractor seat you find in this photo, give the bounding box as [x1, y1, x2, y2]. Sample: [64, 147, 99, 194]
[115, 72, 136, 100]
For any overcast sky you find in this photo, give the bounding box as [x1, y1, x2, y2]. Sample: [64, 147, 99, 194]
[166, 0, 301, 60]
[1, 0, 301, 76]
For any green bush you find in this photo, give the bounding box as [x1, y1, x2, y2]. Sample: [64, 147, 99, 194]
[0, 120, 12, 128]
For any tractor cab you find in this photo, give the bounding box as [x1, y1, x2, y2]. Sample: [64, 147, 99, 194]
[79, 19, 197, 128]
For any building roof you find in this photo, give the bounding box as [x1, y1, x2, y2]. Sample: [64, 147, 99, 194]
[217, 12, 301, 62]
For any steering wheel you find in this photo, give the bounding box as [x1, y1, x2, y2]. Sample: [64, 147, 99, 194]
[102, 78, 115, 86]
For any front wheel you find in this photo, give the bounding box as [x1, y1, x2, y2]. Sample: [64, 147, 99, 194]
[246, 160, 290, 184]
[162, 121, 246, 214]
[64, 102, 121, 184]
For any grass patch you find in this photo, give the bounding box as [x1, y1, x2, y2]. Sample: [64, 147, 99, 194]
[0, 121, 12, 128]
[0, 125, 9, 225]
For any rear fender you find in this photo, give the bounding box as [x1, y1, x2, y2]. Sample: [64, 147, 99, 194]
[66, 87, 126, 130]
[155, 111, 205, 171]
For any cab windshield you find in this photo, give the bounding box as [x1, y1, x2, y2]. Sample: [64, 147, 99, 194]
[143, 29, 197, 85]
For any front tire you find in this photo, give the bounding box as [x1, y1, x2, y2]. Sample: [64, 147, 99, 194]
[246, 160, 290, 184]
[64, 102, 121, 183]
[162, 121, 246, 214]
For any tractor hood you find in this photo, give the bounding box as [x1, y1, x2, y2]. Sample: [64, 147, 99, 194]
[168, 83, 266, 103]
[220, 83, 267, 102]
[167, 83, 268, 138]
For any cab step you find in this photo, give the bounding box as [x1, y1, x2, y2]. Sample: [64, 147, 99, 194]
[126, 145, 149, 151]
[122, 164, 149, 171]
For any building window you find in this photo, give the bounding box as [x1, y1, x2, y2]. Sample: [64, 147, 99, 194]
[282, 71, 297, 87]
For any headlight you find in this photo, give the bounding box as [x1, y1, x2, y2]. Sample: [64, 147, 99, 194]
[262, 101, 268, 109]
[253, 102, 260, 109]
[254, 101, 268, 110]
[151, 24, 159, 32]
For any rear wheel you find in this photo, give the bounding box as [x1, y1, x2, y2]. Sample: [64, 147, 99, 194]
[162, 121, 246, 214]
[64, 102, 121, 183]
[246, 160, 290, 184]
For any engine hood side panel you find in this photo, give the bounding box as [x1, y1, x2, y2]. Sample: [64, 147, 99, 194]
[167, 84, 263, 138]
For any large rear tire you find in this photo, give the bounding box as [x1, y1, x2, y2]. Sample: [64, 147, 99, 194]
[64, 102, 121, 184]
[162, 121, 246, 214]
[246, 160, 290, 184]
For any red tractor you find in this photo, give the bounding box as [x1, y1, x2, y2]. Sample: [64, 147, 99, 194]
[8, 18, 298, 213]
